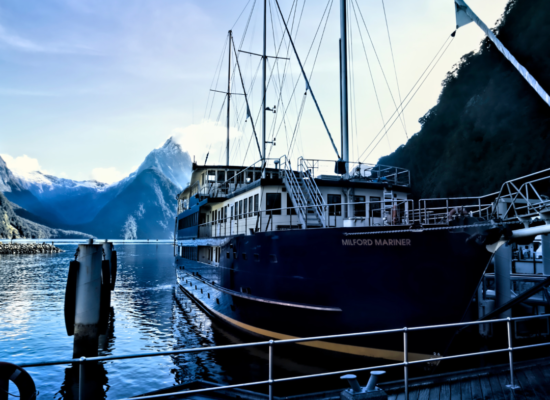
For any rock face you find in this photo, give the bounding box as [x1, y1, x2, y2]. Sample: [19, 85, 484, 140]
[0, 242, 63, 255]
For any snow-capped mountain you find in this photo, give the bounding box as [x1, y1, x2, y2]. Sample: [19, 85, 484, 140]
[0, 136, 192, 237]
[135, 137, 192, 190]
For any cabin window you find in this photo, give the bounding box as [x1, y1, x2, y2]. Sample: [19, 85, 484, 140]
[255, 171, 261, 181]
[266, 193, 281, 215]
[254, 194, 259, 216]
[244, 198, 248, 217]
[208, 170, 216, 182]
[370, 196, 381, 218]
[239, 200, 243, 219]
[247, 171, 253, 183]
[248, 196, 253, 216]
[354, 196, 366, 217]
[286, 194, 297, 215]
[236, 171, 244, 184]
[217, 171, 225, 183]
[230, 204, 234, 220]
[227, 171, 235, 184]
[328, 194, 342, 216]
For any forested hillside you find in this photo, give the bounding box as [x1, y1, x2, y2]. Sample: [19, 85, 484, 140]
[0, 192, 92, 239]
[379, 0, 550, 198]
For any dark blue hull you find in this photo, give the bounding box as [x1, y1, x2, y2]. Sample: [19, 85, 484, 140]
[175, 223, 491, 361]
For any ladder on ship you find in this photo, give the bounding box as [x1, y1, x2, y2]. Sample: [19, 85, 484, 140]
[383, 188, 394, 224]
[279, 156, 326, 228]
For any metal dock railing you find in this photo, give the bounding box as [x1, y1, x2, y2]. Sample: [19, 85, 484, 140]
[12, 313, 550, 400]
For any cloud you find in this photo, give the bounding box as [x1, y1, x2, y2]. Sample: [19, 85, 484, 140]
[90, 167, 127, 184]
[0, 154, 44, 174]
[172, 121, 245, 165]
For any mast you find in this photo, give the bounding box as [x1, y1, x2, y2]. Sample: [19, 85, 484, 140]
[340, 0, 349, 171]
[227, 30, 232, 167]
[261, 0, 267, 177]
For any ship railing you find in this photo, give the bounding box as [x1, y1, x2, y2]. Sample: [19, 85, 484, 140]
[198, 200, 417, 238]
[419, 195, 498, 225]
[14, 314, 550, 400]
[300, 158, 411, 187]
[489, 169, 550, 222]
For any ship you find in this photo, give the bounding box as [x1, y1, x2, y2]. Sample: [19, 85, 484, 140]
[172, 0, 550, 362]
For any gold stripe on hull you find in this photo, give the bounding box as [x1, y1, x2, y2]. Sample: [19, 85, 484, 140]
[181, 285, 431, 362]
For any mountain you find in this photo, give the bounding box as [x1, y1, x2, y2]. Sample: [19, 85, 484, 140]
[0, 191, 93, 239]
[0, 136, 192, 239]
[379, 0, 550, 199]
[77, 168, 180, 239]
[135, 137, 192, 190]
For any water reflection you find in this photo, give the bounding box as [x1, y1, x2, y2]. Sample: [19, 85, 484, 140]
[1, 243, 370, 399]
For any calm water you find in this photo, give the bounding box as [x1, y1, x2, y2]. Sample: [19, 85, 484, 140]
[0, 243, 362, 399]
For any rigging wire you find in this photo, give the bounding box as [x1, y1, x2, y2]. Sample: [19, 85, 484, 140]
[268, 0, 333, 158]
[381, 0, 408, 139]
[349, 0, 391, 155]
[352, 0, 408, 138]
[204, 35, 229, 121]
[359, 33, 456, 162]
[243, 0, 306, 164]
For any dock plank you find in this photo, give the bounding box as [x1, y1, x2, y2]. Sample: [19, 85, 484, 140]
[428, 385, 439, 400]
[515, 369, 538, 399]
[488, 374, 506, 400]
[521, 367, 550, 398]
[498, 371, 527, 400]
[470, 376, 484, 400]
[408, 388, 420, 400]
[450, 378, 461, 399]
[439, 383, 450, 400]
[517, 369, 536, 399]
[479, 375, 493, 399]
[528, 367, 550, 397]
[417, 387, 430, 400]
[461, 378, 473, 400]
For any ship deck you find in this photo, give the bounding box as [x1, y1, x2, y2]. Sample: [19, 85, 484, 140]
[135, 357, 550, 399]
[382, 357, 550, 399]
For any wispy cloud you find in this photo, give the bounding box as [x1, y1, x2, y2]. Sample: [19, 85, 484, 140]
[0, 23, 100, 55]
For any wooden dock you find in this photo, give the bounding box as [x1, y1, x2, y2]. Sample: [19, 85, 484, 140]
[383, 357, 550, 400]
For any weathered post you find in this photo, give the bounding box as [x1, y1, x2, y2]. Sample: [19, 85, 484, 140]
[73, 240, 103, 358]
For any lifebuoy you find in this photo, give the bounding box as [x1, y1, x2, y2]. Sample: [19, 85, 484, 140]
[64, 261, 79, 336]
[0, 362, 37, 400]
[110, 250, 117, 291]
[98, 260, 111, 333]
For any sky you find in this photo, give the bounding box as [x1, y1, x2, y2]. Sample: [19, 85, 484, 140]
[0, 0, 510, 183]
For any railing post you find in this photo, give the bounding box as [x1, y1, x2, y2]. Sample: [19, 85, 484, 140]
[269, 340, 274, 400]
[79, 357, 86, 400]
[506, 318, 519, 390]
[403, 327, 409, 400]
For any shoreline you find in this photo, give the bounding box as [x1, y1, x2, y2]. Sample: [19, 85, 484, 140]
[0, 242, 64, 255]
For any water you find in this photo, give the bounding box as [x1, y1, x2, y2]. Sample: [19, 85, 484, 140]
[1, 243, 364, 399]
[1, 244, 230, 399]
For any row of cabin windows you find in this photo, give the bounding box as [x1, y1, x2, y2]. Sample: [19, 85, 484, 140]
[201, 170, 281, 185]
[327, 195, 381, 217]
[202, 170, 264, 185]
[178, 212, 199, 229]
[212, 194, 260, 223]
[180, 246, 198, 260]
